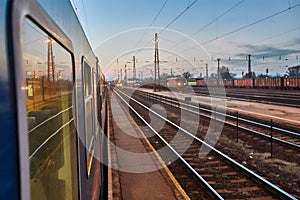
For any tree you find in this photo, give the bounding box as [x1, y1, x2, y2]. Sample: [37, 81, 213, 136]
[219, 66, 235, 79]
[160, 72, 168, 80]
[243, 71, 256, 78]
[256, 73, 268, 78]
[182, 71, 191, 80]
[210, 73, 217, 78]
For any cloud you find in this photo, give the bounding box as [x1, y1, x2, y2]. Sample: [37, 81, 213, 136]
[235, 42, 300, 59]
[292, 37, 300, 44]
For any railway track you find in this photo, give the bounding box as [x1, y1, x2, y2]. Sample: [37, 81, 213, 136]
[186, 87, 300, 108]
[136, 90, 300, 152]
[112, 86, 298, 199]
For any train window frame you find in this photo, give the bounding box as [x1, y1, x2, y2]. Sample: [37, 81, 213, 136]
[95, 59, 103, 129]
[7, 0, 77, 199]
[93, 71, 101, 133]
[82, 58, 95, 177]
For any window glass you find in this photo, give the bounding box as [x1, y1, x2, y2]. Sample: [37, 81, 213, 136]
[83, 61, 94, 176]
[100, 74, 105, 101]
[22, 19, 78, 200]
[84, 62, 91, 98]
[93, 72, 99, 131]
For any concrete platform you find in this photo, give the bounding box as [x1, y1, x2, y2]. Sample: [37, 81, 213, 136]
[107, 90, 189, 200]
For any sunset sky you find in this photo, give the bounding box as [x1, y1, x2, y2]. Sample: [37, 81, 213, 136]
[71, 0, 300, 79]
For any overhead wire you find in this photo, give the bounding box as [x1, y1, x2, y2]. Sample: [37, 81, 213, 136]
[201, 3, 300, 45]
[149, 0, 169, 27]
[163, 0, 246, 60]
[252, 26, 300, 45]
[248, 42, 300, 60]
[174, 2, 300, 76]
[191, 0, 245, 37]
[134, 0, 199, 58]
[81, 0, 92, 43]
[203, 25, 300, 64]
[204, 25, 300, 61]
[163, 3, 300, 62]
[195, 41, 300, 75]
[159, 0, 199, 35]
[132, 0, 169, 58]
[203, 1, 300, 68]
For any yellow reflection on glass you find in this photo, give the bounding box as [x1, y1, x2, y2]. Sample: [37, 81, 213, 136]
[22, 19, 78, 200]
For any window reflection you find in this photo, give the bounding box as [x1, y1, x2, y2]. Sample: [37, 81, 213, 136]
[22, 19, 78, 200]
[83, 61, 94, 176]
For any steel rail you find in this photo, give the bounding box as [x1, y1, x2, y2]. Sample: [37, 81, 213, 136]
[115, 87, 297, 200]
[137, 90, 300, 149]
[112, 88, 224, 199]
[192, 90, 300, 108]
[192, 88, 300, 99]
[139, 90, 300, 136]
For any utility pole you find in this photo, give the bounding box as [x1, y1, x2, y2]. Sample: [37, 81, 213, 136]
[133, 56, 136, 81]
[47, 36, 55, 96]
[139, 71, 143, 80]
[248, 54, 251, 77]
[206, 63, 208, 78]
[120, 69, 122, 82]
[199, 66, 201, 78]
[47, 37, 55, 83]
[124, 64, 127, 84]
[217, 58, 221, 86]
[217, 58, 220, 79]
[154, 33, 160, 91]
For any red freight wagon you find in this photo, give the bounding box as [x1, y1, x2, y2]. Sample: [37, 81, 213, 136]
[255, 78, 267, 88]
[196, 79, 207, 87]
[255, 77, 281, 88]
[270, 77, 282, 88]
[234, 78, 253, 87]
[206, 80, 218, 87]
[284, 77, 300, 88]
[196, 79, 219, 87]
[223, 79, 234, 87]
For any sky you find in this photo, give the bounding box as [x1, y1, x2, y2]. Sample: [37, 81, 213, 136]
[71, 0, 300, 80]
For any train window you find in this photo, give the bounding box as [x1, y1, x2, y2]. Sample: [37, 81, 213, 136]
[100, 74, 105, 102]
[93, 72, 100, 132]
[83, 61, 95, 176]
[22, 19, 78, 199]
[84, 62, 92, 98]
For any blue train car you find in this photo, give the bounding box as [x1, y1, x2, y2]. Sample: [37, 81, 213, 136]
[0, 0, 107, 199]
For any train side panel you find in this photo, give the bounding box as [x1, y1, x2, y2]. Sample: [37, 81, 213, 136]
[0, 1, 21, 199]
[38, 1, 106, 199]
[4, 0, 107, 199]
